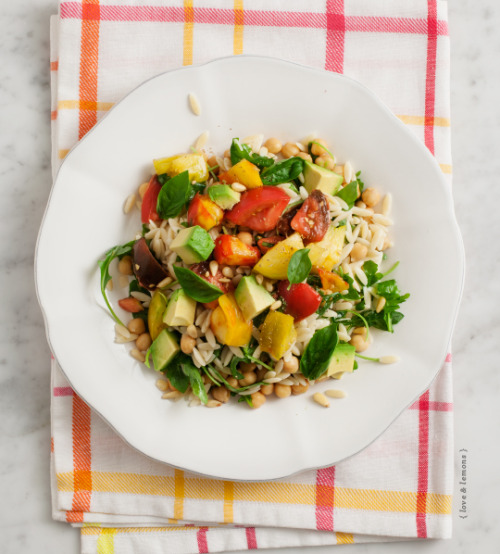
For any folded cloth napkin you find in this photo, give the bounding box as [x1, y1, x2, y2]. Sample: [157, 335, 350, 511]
[49, 2, 454, 552]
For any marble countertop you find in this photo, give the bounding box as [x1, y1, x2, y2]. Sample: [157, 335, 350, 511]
[1, 1, 498, 552]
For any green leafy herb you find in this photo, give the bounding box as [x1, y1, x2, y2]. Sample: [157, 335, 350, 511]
[157, 173, 171, 186]
[97, 240, 136, 326]
[310, 141, 336, 161]
[300, 322, 339, 380]
[173, 266, 224, 303]
[164, 353, 208, 404]
[156, 170, 191, 219]
[188, 182, 206, 202]
[336, 180, 360, 209]
[230, 138, 274, 169]
[355, 171, 365, 192]
[239, 395, 254, 408]
[287, 248, 312, 286]
[261, 157, 305, 185]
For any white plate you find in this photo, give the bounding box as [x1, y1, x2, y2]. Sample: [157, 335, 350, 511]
[36, 56, 464, 481]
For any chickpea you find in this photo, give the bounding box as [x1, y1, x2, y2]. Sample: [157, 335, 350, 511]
[274, 383, 291, 398]
[352, 326, 368, 338]
[237, 231, 253, 246]
[282, 142, 300, 159]
[250, 392, 266, 409]
[135, 332, 152, 351]
[355, 200, 367, 209]
[226, 377, 239, 388]
[310, 138, 329, 157]
[362, 187, 381, 207]
[180, 334, 196, 354]
[334, 164, 344, 176]
[264, 137, 282, 154]
[283, 356, 299, 374]
[207, 155, 219, 173]
[260, 383, 274, 396]
[240, 362, 257, 372]
[118, 255, 134, 275]
[349, 333, 371, 353]
[127, 318, 145, 335]
[297, 152, 312, 162]
[239, 371, 257, 387]
[291, 382, 309, 395]
[138, 181, 149, 199]
[350, 243, 368, 262]
[315, 154, 335, 171]
[212, 386, 230, 403]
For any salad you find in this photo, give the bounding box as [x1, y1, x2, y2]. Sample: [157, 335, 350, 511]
[99, 134, 409, 409]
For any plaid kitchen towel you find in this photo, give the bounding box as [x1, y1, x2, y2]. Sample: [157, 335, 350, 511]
[49, 1, 453, 552]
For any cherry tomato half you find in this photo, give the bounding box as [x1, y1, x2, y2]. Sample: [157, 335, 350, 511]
[225, 186, 290, 232]
[291, 190, 329, 242]
[277, 280, 322, 321]
[214, 235, 261, 266]
[141, 175, 162, 224]
[187, 193, 224, 231]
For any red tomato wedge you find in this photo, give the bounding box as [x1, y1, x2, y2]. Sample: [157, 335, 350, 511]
[141, 175, 162, 224]
[290, 190, 329, 242]
[277, 280, 322, 321]
[214, 235, 261, 266]
[257, 235, 283, 254]
[225, 186, 290, 232]
[187, 193, 224, 231]
[191, 261, 234, 309]
[118, 297, 144, 313]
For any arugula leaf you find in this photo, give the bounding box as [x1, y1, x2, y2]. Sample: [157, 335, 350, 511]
[287, 248, 312, 286]
[261, 157, 305, 185]
[173, 266, 223, 303]
[97, 240, 136, 326]
[188, 182, 206, 202]
[165, 355, 190, 393]
[230, 138, 274, 169]
[239, 395, 254, 408]
[229, 356, 245, 380]
[180, 357, 208, 404]
[300, 322, 339, 380]
[355, 171, 365, 192]
[156, 170, 191, 219]
[336, 180, 360, 209]
[157, 173, 171, 186]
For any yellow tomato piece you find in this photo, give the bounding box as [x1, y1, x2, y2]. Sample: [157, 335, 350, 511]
[318, 268, 349, 293]
[210, 293, 252, 347]
[225, 159, 263, 189]
[308, 225, 346, 273]
[259, 311, 297, 360]
[153, 153, 208, 182]
[253, 233, 304, 279]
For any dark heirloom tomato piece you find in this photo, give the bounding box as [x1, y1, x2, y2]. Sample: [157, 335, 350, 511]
[132, 238, 169, 290]
[214, 235, 261, 266]
[277, 280, 322, 321]
[291, 190, 329, 242]
[141, 175, 162, 224]
[225, 186, 290, 233]
[276, 206, 299, 237]
[257, 235, 283, 254]
[191, 261, 234, 309]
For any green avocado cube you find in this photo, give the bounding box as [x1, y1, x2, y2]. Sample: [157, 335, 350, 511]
[208, 184, 241, 210]
[150, 329, 180, 371]
[169, 225, 214, 265]
[163, 289, 197, 327]
[327, 343, 356, 378]
[234, 275, 275, 321]
[303, 161, 343, 196]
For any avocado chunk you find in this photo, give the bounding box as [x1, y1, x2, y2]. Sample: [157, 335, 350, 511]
[234, 276, 275, 320]
[149, 329, 180, 371]
[163, 289, 197, 327]
[148, 291, 168, 340]
[208, 184, 241, 210]
[327, 343, 356, 377]
[169, 225, 215, 265]
[303, 161, 343, 196]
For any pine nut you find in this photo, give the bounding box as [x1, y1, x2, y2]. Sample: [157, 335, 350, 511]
[325, 389, 347, 399]
[313, 392, 330, 407]
[231, 182, 246, 192]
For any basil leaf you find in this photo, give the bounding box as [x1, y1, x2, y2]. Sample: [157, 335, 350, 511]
[180, 357, 208, 404]
[230, 138, 274, 169]
[165, 354, 190, 393]
[188, 181, 206, 203]
[156, 170, 191, 219]
[336, 180, 359, 209]
[300, 322, 339, 380]
[287, 248, 312, 285]
[261, 157, 305, 185]
[173, 266, 223, 303]
[97, 240, 136, 326]
[157, 173, 171, 186]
